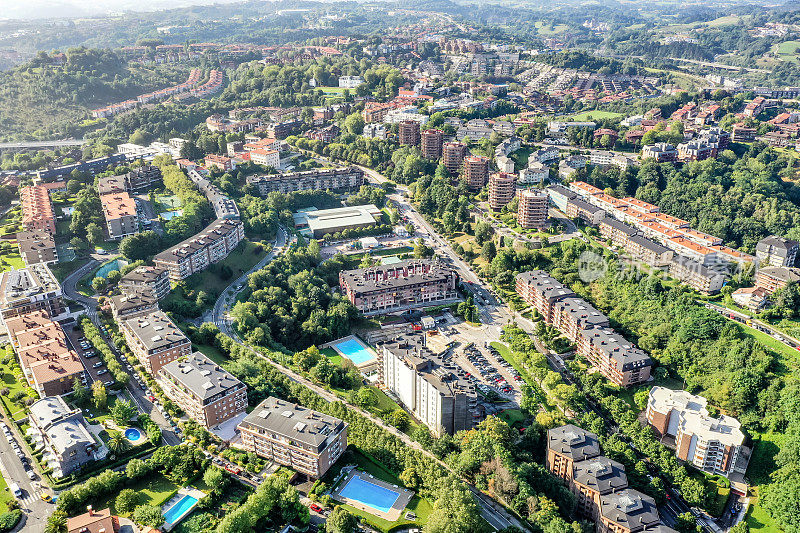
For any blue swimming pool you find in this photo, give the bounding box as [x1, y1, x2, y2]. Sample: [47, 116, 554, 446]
[124, 428, 143, 442]
[334, 338, 376, 366]
[163, 494, 198, 525]
[339, 475, 400, 514]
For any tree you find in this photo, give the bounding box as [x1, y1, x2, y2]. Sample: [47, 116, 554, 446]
[44, 510, 67, 533]
[110, 399, 136, 425]
[426, 477, 483, 533]
[203, 466, 225, 488]
[92, 276, 107, 293]
[481, 240, 497, 261]
[674, 512, 700, 533]
[126, 458, 150, 480]
[91, 380, 107, 410]
[325, 507, 358, 533]
[105, 270, 122, 286]
[146, 423, 162, 446]
[115, 489, 139, 515]
[107, 431, 131, 454]
[72, 377, 88, 406]
[729, 523, 748, 533]
[133, 505, 164, 528]
[85, 222, 104, 245]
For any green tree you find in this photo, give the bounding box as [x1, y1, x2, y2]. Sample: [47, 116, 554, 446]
[44, 510, 67, 533]
[72, 377, 88, 406]
[107, 431, 131, 454]
[133, 505, 164, 528]
[203, 466, 225, 488]
[674, 512, 700, 533]
[91, 380, 107, 410]
[115, 489, 139, 515]
[481, 240, 497, 261]
[325, 507, 358, 533]
[110, 399, 136, 425]
[85, 222, 104, 245]
[92, 276, 107, 293]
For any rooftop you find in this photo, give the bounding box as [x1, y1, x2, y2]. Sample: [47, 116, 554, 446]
[100, 192, 137, 219]
[340, 259, 457, 294]
[758, 266, 800, 283]
[383, 334, 476, 397]
[547, 424, 601, 461]
[160, 351, 244, 400]
[294, 204, 381, 234]
[599, 489, 661, 530]
[123, 310, 189, 352]
[239, 396, 346, 451]
[0, 264, 60, 306]
[572, 456, 628, 495]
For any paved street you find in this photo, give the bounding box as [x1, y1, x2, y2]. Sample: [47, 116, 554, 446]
[0, 417, 52, 530]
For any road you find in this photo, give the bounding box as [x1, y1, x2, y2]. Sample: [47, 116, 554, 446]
[0, 139, 86, 151]
[701, 300, 800, 349]
[0, 419, 52, 531]
[60, 254, 182, 445]
[209, 220, 523, 531]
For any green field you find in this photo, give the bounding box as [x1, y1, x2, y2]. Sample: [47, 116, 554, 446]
[776, 40, 800, 63]
[564, 111, 623, 122]
[184, 240, 267, 294]
[534, 21, 569, 35]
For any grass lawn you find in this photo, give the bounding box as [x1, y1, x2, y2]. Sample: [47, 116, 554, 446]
[564, 110, 623, 122]
[184, 240, 267, 294]
[510, 147, 535, 171]
[0, 471, 12, 508]
[326, 447, 432, 532]
[0, 250, 24, 273]
[85, 474, 182, 516]
[740, 325, 800, 369]
[746, 494, 782, 533]
[317, 86, 348, 94]
[322, 347, 343, 366]
[49, 257, 90, 283]
[775, 40, 800, 62]
[742, 432, 784, 532]
[498, 408, 526, 428]
[0, 356, 31, 420]
[195, 343, 228, 365]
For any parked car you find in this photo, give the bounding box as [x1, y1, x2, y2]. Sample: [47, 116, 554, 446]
[97, 369, 108, 375]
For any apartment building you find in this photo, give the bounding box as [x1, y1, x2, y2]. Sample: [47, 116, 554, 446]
[599, 218, 638, 248]
[677, 140, 715, 161]
[28, 396, 100, 478]
[421, 129, 443, 159]
[0, 264, 65, 327]
[646, 387, 748, 477]
[16, 230, 58, 266]
[36, 153, 126, 182]
[399, 120, 421, 146]
[488, 172, 516, 211]
[249, 148, 281, 168]
[731, 124, 756, 142]
[598, 489, 662, 533]
[578, 327, 653, 388]
[154, 219, 244, 281]
[21, 185, 56, 234]
[571, 456, 629, 521]
[5, 311, 85, 397]
[755, 266, 800, 294]
[668, 256, 726, 294]
[755, 236, 798, 267]
[100, 193, 138, 240]
[238, 397, 347, 479]
[442, 142, 467, 175]
[626, 234, 674, 266]
[519, 161, 549, 185]
[546, 184, 577, 211]
[463, 155, 490, 189]
[109, 287, 159, 320]
[517, 190, 548, 229]
[566, 197, 605, 226]
[381, 334, 478, 436]
[552, 296, 610, 341]
[339, 259, 459, 315]
[119, 265, 171, 300]
[246, 167, 364, 196]
[158, 352, 247, 429]
[125, 165, 162, 191]
[546, 424, 601, 480]
[121, 310, 192, 374]
[641, 143, 677, 163]
[515, 270, 576, 323]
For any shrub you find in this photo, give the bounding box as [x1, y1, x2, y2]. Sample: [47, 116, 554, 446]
[0, 510, 22, 532]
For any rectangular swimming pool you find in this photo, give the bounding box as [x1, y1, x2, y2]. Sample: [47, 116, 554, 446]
[339, 475, 400, 514]
[333, 337, 376, 366]
[163, 494, 198, 524]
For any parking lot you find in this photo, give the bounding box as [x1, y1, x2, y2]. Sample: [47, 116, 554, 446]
[453, 342, 522, 404]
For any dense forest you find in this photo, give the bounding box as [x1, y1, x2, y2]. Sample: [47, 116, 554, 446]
[0, 47, 191, 141]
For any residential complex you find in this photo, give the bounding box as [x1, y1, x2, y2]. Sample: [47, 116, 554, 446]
[98, 165, 162, 194]
[755, 236, 798, 267]
[339, 259, 460, 315]
[21, 185, 56, 234]
[28, 396, 101, 478]
[399, 120, 421, 146]
[100, 192, 139, 240]
[645, 387, 749, 477]
[246, 167, 364, 196]
[517, 190, 549, 229]
[421, 129, 444, 159]
[238, 397, 347, 479]
[6, 310, 84, 397]
[16, 229, 58, 266]
[755, 266, 800, 294]
[121, 310, 192, 374]
[154, 218, 244, 281]
[488, 172, 516, 211]
[442, 142, 467, 175]
[157, 352, 247, 429]
[516, 270, 652, 387]
[0, 264, 65, 327]
[119, 265, 171, 300]
[380, 334, 478, 436]
[547, 425, 674, 532]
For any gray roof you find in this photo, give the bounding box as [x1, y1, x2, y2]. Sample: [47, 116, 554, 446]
[120, 265, 167, 286]
[629, 234, 671, 255]
[382, 334, 476, 398]
[154, 219, 242, 263]
[580, 327, 653, 370]
[553, 296, 610, 329]
[758, 266, 800, 283]
[515, 270, 575, 303]
[572, 456, 628, 495]
[600, 217, 638, 236]
[644, 524, 679, 533]
[568, 197, 603, 214]
[756, 236, 798, 256]
[29, 396, 77, 430]
[599, 489, 661, 530]
[0, 263, 60, 305]
[546, 184, 577, 199]
[547, 424, 601, 461]
[239, 396, 346, 452]
[110, 288, 158, 316]
[159, 352, 244, 401]
[123, 310, 189, 352]
[669, 255, 722, 279]
[340, 259, 457, 294]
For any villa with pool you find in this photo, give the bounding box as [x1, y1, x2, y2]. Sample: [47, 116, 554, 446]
[161, 487, 206, 531]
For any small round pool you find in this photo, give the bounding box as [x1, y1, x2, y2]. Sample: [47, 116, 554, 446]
[124, 428, 143, 442]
